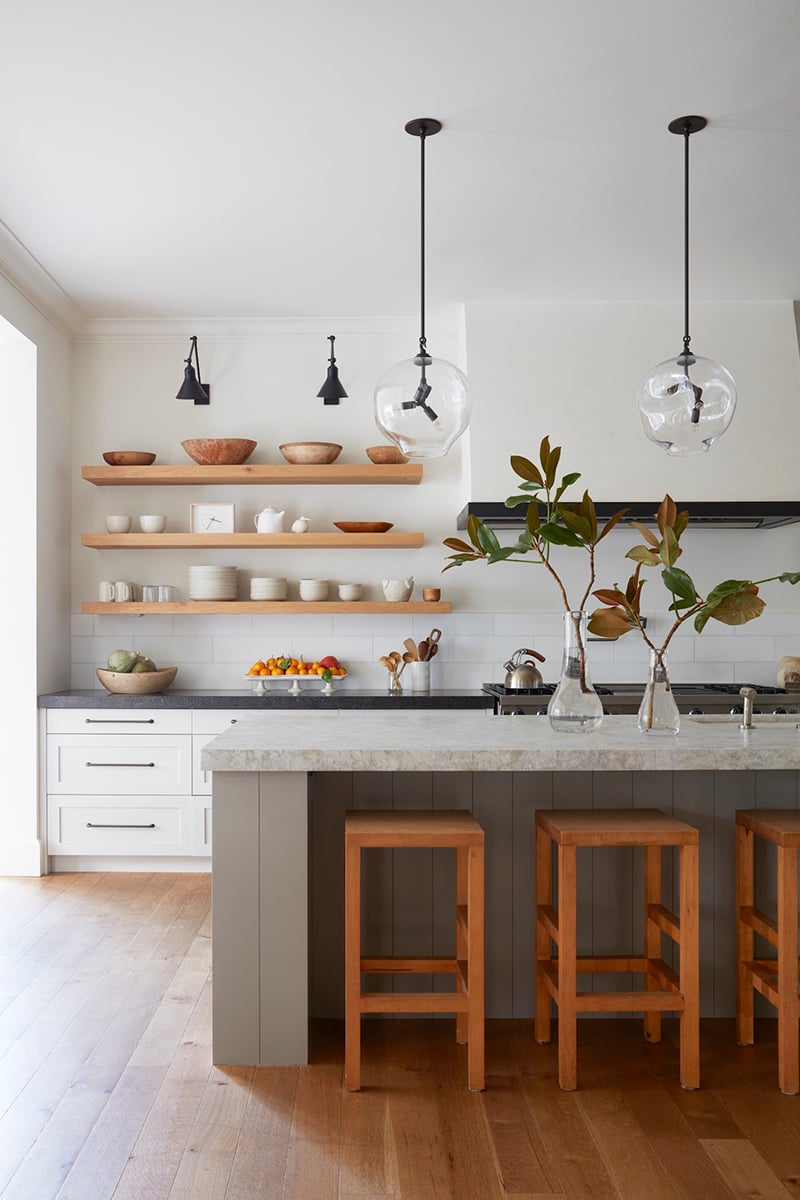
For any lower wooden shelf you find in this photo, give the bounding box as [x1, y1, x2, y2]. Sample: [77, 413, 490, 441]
[82, 601, 452, 615]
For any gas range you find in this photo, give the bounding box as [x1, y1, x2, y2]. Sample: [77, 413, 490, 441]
[482, 682, 798, 716]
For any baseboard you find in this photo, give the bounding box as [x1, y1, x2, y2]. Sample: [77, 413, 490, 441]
[0, 838, 47, 876]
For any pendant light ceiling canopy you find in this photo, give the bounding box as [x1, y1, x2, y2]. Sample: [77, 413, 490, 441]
[637, 115, 736, 456]
[374, 118, 471, 460]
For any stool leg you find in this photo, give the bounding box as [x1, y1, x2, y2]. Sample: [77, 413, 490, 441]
[679, 840, 700, 1090]
[467, 842, 485, 1091]
[643, 844, 662, 1044]
[535, 823, 552, 1045]
[776, 844, 799, 1095]
[735, 822, 755, 1046]
[557, 844, 577, 1091]
[455, 846, 468, 1045]
[344, 839, 361, 1091]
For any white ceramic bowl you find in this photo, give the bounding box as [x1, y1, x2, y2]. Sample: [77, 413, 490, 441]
[338, 583, 362, 601]
[298, 579, 329, 601]
[105, 515, 132, 533]
[139, 514, 167, 533]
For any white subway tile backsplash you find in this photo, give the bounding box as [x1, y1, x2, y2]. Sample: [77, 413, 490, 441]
[493, 612, 565, 638]
[71, 635, 134, 663]
[412, 612, 493, 636]
[93, 614, 175, 635]
[733, 664, 779, 686]
[694, 636, 737, 662]
[251, 614, 334, 637]
[290, 635, 373, 662]
[70, 663, 103, 689]
[332, 614, 409, 636]
[71, 614, 94, 637]
[774, 636, 800, 656]
[137, 635, 213, 663]
[728, 637, 774, 663]
[178, 614, 254, 636]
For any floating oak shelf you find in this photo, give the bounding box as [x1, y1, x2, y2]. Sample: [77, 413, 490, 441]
[82, 601, 451, 615]
[82, 463, 423, 486]
[82, 532, 425, 549]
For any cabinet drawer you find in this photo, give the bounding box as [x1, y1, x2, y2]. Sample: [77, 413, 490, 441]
[47, 735, 191, 794]
[47, 709, 192, 735]
[192, 711, 243, 736]
[47, 795, 193, 855]
[193, 735, 216, 795]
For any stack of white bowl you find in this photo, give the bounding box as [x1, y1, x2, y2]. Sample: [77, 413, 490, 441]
[251, 576, 288, 601]
[188, 565, 238, 601]
[298, 578, 329, 601]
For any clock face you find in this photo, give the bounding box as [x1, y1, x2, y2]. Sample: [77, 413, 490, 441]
[191, 504, 235, 533]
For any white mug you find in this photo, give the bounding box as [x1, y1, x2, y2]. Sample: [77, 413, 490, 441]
[98, 580, 115, 602]
[105, 515, 132, 534]
[113, 581, 132, 602]
[141, 585, 158, 603]
[139, 514, 167, 533]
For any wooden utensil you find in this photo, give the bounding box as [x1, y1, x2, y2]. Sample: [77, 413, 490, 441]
[404, 637, 419, 660]
[427, 643, 438, 659]
[418, 638, 429, 661]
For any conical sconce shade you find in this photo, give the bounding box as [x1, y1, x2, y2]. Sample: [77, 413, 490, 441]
[176, 336, 210, 404]
[316, 335, 348, 404]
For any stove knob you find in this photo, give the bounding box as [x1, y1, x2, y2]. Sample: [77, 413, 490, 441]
[688, 708, 704, 716]
[537, 707, 548, 716]
[730, 705, 744, 715]
[510, 708, 525, 716]
[773, 707, 788, 715]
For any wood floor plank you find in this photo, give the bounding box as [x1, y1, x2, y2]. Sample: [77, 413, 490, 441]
[224, 1067, 298, 1200]
[290, 1064, 343, 1143]
[481, 1076, 555, 1194]
[521, 1074, 622, 1200]
[700, 1138, 795, 1200]
[282, 1138, 341, 1200]
[164, 1065, 254, 1200]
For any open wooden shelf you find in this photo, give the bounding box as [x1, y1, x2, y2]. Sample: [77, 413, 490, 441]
[82, 601, 451, 615]
[82, 532, 425, 549]
[81, 463, 423, 486]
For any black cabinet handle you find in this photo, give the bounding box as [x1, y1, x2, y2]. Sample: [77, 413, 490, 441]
[86, 822, 156, 829]
[84, 718, 155, 724]
[85, 761, 156, 768]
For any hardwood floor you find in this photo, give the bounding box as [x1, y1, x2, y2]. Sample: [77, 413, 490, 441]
[1, 872, 799, 1199]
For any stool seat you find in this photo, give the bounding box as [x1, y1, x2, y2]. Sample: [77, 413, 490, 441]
[535, 807, 700, 1092]
[736, 809, 800, 1094]
[345, 809, 484, 1092]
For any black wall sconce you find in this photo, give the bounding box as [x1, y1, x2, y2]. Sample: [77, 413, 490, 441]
[316, 335, 348, 405]
[176, 335, 210, 405]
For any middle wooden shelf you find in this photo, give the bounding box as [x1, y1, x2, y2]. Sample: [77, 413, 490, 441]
[82, 532, 425, 549]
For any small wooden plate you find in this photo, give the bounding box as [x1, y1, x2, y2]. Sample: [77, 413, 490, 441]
[333, 521, 394, 533]
[102, 451, 156, 466]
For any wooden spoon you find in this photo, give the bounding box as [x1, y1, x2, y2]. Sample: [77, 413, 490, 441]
[403, 637, 419, 660]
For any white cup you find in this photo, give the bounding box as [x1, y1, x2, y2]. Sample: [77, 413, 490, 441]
[299, 579, 329, 601]
[410, 660, 431, 692]
[139, 514, 167, 533]
[105, 515, 132, 534]
[141, 585, 158, 603]
[157, 585, 176, 602]
[98, 580, 115, 602]
[338, 583, 362, 601]
[113, 581, 132, 602]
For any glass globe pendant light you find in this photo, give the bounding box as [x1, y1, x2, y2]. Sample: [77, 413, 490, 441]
[638, 116, 736, 455]
[374, 118, 471, 459]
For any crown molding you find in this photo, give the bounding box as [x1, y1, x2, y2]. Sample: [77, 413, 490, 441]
[0, 219, 83, 339]
[75, 314, 463, 343]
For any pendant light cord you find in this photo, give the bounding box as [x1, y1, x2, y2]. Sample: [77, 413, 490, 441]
[419, 125, 427, 363]
[682, 126, 691, 359]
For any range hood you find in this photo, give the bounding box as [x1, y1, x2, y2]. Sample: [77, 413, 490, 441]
[457, 501, 800, 532]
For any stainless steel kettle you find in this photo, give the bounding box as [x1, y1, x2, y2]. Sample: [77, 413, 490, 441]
[503, 648, 545, 689]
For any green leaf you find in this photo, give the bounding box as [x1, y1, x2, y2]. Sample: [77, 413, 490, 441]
[442, 553, 482, 572]
[695, 587, 765, 631]
[539, 436, 551, 472]
[779, 572, 800, 585]
[475, 522, 501, 555]
[544, 445, 562, 488]
[516, 527, 535, 549]
[443, 537, 473, 553]
[510, 455, 544, 485]
[662, 566, 697, 606]
[626, 545, 661, 566]
[559, 471, 582, 490]
[581, 491, 598, 542]
[487, 547, 517, 564]
[466, 513, 483, 550]
[703, 578, 754, 606]
[587, 608, 635, 638]
[538, 521, 585, 548]
[526, 502, 540, 536]
[659, 527, 681, 567]
[505, 495, 535, 508]
[559, 508, 591, 542]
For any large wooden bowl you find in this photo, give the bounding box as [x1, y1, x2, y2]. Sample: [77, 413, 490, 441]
[181, 438, 257, 465]
[96, 666, 178, 694]
[279, 442, 342, 465]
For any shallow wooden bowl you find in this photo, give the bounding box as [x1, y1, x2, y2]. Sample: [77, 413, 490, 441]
[365, 445, 409, 464]
[96, 666, 178, 694]
[102, 451, 157, 466]
[333, 521, 393, 533]
[181, 438, 257, 465]
[279, 442, 342, 465]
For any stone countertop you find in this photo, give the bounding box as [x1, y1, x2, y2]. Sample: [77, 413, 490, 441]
[37, 688, 493, 711]
[200, 710, 800, 773]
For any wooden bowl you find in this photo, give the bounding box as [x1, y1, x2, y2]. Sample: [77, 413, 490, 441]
[96, 666, 178, 694]
[365, 444, 408, 464]
[333, 521, 393, 533]
[102, 451, 157, 466]
[279, 442, 342, 465]
[181, 438, 257, 465]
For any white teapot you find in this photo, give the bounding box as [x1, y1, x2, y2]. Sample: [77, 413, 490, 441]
[382, 576, 414, 602]
[254, 506, 285, 533]
[291, 516, 311, 533]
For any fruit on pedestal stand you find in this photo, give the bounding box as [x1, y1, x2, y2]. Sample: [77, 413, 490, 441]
[319, 655, 340, 670]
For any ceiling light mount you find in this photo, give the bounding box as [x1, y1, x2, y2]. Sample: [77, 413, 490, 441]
[637, 114, 736, 455]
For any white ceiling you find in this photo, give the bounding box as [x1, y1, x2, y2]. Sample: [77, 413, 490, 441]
[1, 0, 799, 321]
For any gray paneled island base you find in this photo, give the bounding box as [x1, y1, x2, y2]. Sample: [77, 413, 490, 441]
[201, 711, 800, 1066]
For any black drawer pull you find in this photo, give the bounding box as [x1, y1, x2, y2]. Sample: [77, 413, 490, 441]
[86, 822, 157, 829]
[84, 718, 155, 724]
[85, 761, 156, 768]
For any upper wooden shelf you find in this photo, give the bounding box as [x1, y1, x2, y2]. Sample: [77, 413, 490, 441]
[82, 532, 425, 549]
[82, 600, 451, 615]
[81, 463, 423, 486]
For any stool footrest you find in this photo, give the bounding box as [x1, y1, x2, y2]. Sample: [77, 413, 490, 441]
[740, 905, 778, 945]
[360, 991, 469, 1014]
[537, 904, 559, 943]
[575, 990, 685, 1013]
[361, 956, 457, 975]
[647, 902, 681, 941]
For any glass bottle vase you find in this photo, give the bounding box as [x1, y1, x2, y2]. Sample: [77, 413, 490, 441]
[547, 611, 604, 733]
[638, 649, 680, 735]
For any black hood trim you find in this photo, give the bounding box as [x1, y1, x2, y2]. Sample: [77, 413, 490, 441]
[457, 501, 800, 531]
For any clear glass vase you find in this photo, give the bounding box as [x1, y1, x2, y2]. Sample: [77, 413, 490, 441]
[638, 649, 680, 735]
[547, 611, 604, 733]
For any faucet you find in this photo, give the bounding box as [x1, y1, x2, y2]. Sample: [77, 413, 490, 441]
[739, 686, 757, 730]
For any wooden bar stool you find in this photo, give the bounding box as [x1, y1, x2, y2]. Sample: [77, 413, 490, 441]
[344, 809, 485, 1092]
[736, 809, 800, 1094]
[535, 808, 700, 1091]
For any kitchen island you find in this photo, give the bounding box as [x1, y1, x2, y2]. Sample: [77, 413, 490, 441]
[201, 711, 800, 1065]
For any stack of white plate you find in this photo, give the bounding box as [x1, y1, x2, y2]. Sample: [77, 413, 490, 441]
[188, 565, 238, 601]
[251, 577, 288, 601]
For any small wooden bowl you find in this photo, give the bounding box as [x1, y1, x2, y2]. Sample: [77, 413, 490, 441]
[181, 438, 257, 465]
[96, 666, 178, 694]
[279, 442, 342, 465]
[102, 451, 157, 466]
[333, 521, 393, 533]
[365, 444, 409, 464]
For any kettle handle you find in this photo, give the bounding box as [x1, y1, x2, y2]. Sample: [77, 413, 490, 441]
[509, 648, 545, 665]
[523, 649, 546, 663]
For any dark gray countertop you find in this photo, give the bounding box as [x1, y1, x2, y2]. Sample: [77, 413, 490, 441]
[38, 688, 494, 711]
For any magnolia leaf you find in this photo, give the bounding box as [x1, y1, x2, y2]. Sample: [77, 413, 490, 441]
[557, 470, 581, 493]
[578, 491, 598, 542]
[779, 571, 800, 585]
[630, 521, 659, 548]
[538, 521, 585, 548]
[466, 513, 483, 549]
[593, 588, 628, 606]
[674, 510, 690, 539]
[597, 507, 629, 542]
[659, 527, 681, 567]
[505, 494, 535, 509]
[487, 547, 517, 564]
[698, 589, 766, 630]
[626, 545, 661, 566]
[587, 607, 635, 638]
[510, 455, 544, 486]
[559, 508, 592, 542]
[443, 537, 474, 553]
[539, 436, 551, 472]
[475, 522, 501, 555]
[703, 578, 755, 605]
[625, 564, 645, 608]
[526, 502, 540, 536]
[662, 566, 697, 606]
[442, 554, 482, 572]
[545, 445, 561, 488]
[656, 494, 678, 534]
